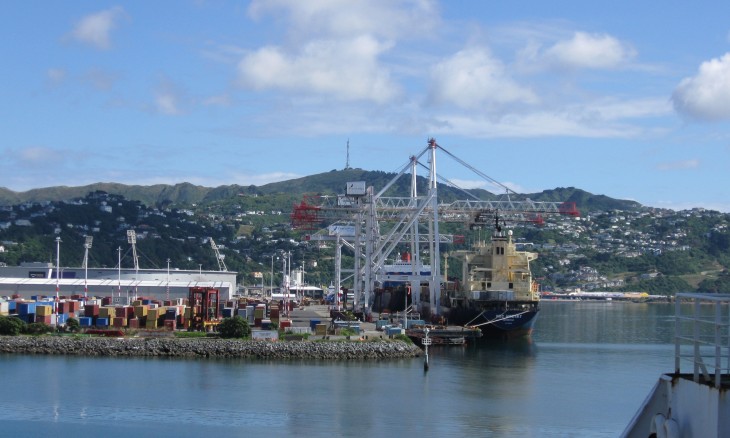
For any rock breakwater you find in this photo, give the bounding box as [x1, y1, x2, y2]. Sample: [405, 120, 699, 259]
[0, 336, 423, 360]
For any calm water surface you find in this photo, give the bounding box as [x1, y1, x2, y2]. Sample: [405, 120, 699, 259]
[0, 301, 679, 437]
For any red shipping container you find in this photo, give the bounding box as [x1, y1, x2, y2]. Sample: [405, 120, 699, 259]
[164, 320, 176, 331]
[36, 315, 53, 324]
[115, 307, 126, 317]
[112, 317, 126, 328]
[84, 304, 99, 317]
[128, 318, 140, 328]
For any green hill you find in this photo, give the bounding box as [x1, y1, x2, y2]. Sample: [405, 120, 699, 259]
[0, 171, 643, 213]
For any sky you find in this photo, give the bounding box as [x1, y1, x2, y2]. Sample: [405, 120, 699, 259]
[2, 1, 730, 212]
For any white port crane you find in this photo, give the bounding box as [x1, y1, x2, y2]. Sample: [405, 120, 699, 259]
[210, 238, 228, 272]
[292, 139, 578, 318]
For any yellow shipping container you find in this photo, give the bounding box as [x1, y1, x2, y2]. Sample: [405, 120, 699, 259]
[145, 319, 158, 329]
[315, 323, 327, 336]
[36, 305, 53, 316]
[134, 305, 148, 317]
[99, 307, 114, 318]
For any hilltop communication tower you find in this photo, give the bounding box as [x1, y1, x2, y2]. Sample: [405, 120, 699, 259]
[345, 139, 351, 170]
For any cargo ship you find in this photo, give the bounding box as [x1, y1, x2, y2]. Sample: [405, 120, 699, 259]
[442, 223, 539, 339]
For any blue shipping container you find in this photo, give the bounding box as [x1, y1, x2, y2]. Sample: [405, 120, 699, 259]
[96, 318, 109, 327]
[79, 317, 93, 327]
[309, 319, 321, 331]
[18, 303, 37, 315]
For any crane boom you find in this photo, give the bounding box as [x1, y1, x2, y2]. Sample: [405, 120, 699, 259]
[210, 238, 228, 272]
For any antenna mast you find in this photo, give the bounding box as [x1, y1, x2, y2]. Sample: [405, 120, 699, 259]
[345, 139, 351, 170]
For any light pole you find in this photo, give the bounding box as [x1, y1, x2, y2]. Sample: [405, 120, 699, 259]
[55, 236, 61, 327]
[270, 255, 274, 297]
[166, 258, 171, 302]
[83, 236, 92, 298]
[117, 246, 122, 299]
[282, 256, 288, 317]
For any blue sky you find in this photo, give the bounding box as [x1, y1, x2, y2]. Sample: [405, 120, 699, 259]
[2, 1, 730, 211]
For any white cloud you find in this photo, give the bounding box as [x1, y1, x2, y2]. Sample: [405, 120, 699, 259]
[428, 47, 538, 109]
[156, 94, 179, 115]
[69, 7, 125, 50]
[247, 0, 439, 41]
[83, 68, 117, 91]
[542, 32, 636, 69]
[18, 146, 62, 165]
[426, 97, 669, 139]
[203, 94, 232, 107]
[46, 68, 66, 85]
[154, 79, 184, 115]
[238, 36, 400, 103]
[656, 159, 700, 171]
[672, 53, 730, 121]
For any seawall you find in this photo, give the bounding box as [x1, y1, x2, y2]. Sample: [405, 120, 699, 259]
[0, 336, 423, 360]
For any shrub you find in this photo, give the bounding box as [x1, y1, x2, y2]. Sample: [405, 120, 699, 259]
[25, 322, 53, 335]
[217, 316, 251, 339]
[339, 327, 357, 337]
[0, 316, 27, 336]
[66, 317, 81, 333]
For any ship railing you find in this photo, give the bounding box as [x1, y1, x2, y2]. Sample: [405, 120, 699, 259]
[674, 293, 730, 389]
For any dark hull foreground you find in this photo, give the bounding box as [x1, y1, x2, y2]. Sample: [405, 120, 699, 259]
[444, 303, 539, 339]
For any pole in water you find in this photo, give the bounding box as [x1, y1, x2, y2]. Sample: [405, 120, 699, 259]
[423, 328, 431, 371]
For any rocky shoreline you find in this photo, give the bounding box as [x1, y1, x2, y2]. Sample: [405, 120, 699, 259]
[0, 336, 423, 360]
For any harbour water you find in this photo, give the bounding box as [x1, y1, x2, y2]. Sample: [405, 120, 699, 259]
[0, 301, 676, 437]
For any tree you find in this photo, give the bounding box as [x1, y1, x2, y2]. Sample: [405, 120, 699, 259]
[217, 315, 251, 339]
[0, 316, 26, 336]
[66, 317, 81, 333]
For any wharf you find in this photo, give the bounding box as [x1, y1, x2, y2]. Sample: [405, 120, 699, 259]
[288, 304, 479, 346]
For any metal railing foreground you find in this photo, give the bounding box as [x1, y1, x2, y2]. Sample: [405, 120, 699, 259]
[674, 293, 730, 388]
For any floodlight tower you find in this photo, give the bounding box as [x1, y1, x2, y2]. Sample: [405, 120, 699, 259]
[127, 230, 139, 300]
[55, 236, 61, 327]
[82, 236, 93, 298]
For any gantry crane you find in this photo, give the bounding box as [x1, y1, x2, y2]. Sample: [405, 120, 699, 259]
[209, 238, 228, 272]
[292, 139, 578, 318]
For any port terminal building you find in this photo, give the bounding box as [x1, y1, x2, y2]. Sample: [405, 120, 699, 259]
[0, 262, 237, 301]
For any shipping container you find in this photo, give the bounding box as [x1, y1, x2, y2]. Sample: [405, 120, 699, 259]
[36, 305, 53, 316]
[84, 304, 100, 317]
